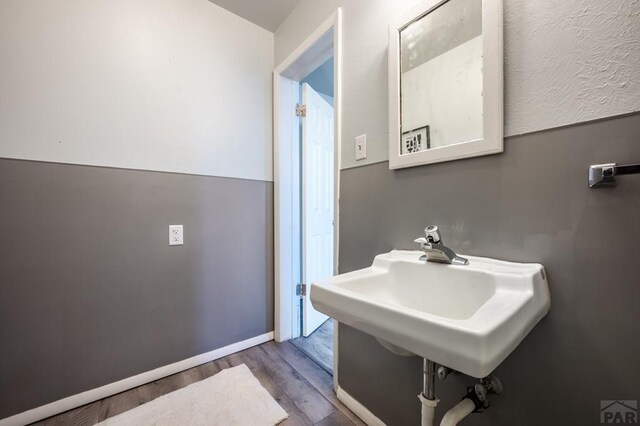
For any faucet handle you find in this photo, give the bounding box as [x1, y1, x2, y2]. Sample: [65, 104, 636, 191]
[424, 225, 442, 244]
[414, 237, 429, 252]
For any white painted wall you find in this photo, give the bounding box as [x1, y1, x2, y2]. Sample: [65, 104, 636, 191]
[274, 0, 640, 169]
[402, 36, 483, 149]
[505, 0, 640, 136]
[0, 0, 274, 181]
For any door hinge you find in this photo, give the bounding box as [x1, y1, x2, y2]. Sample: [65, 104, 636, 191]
[296, 283, 307, 296]
[295, 103, 307, 117]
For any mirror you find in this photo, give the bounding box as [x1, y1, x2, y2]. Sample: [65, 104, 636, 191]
[389, 0, 503, 169]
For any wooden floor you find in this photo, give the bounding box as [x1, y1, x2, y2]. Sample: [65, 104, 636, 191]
[33, 340, 364, 426]
[291, 320, 333, 374]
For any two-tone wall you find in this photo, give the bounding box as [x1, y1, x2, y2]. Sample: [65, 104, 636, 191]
[275, 0, 640, 424]
[276, 0, 640, 168]
[0, 0, 274, 420]
[337, 115, 640, 425]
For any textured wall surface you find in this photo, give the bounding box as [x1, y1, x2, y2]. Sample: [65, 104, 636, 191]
[0, 159, 274, 419]
[504, 0, 640, 135]
[275, 0, 640, 169]
[338, 113, 640, 425]
[0, 0, 274, 181]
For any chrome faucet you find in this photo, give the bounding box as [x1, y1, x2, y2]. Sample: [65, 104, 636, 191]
[414, 225, 469, 266]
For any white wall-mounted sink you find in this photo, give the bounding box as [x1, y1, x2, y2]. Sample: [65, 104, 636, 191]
[310, 250, 550, 378]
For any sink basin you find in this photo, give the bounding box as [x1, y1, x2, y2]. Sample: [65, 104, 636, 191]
[310, 250, 550, 378]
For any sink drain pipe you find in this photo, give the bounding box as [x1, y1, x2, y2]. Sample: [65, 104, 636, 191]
[419, 359, 439, 426]
[419, 359, 501, 426]
[440, 398, 477, 426]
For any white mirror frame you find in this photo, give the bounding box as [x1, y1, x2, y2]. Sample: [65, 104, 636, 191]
[388, 0, 503, 169]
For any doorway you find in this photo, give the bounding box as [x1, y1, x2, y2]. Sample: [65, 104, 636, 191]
[273, 10, 341, 382]
[290, 59, 335, 372]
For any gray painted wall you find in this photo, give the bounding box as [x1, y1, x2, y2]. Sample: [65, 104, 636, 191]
[338, 113, 640, 425]
[0, 159, 273, 419]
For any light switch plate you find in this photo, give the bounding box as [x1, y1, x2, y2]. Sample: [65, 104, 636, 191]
[355, 134, 367, 160]
[169, 225, 183, 246]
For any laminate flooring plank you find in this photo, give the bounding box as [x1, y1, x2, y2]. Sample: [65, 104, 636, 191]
[214, 357, 231, 370]
[257, 343, 340, 424]
[174, 365, 205, 388]
[256, 344, 317, 399]
[237, 345, 261, 370]
[315, 410, 357, 426]
[148, 368, 195, 399]
[290, 320, 333, 373]
[135, 380, 164, 406]
[97, 387, 144, 422]
[224, 351, 245, 367]
[281, 409, 314, 426]
[256, 372, 310, 425]
[246, 358, 314, 425]
[251, 366, 283, 398]
[291, 390, 335, 424]
[196, 360, 222, 379]
[27, 341, 361, 426]
[274, 341, 334, 393]
[247, 353, 314, 424]
[273, 342, 364, 426]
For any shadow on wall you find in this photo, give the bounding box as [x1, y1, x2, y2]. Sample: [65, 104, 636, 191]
[301, 57, 334, 102]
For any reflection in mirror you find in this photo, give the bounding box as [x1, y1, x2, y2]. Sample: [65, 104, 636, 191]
[400, 0, 482, 154]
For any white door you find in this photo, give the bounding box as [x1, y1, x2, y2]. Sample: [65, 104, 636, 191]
[302, 83, 334, 337]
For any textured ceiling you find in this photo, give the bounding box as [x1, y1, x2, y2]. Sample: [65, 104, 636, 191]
[207, 0, 301, 32]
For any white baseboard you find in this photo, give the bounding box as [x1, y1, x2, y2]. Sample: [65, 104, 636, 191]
[0, 332, 274, 426]
[336, 386, 386, 426]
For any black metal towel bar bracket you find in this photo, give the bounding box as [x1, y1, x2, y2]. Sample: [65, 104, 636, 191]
[588, 162, 640, 188]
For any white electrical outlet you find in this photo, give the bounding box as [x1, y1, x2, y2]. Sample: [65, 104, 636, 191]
[169, 225, 184, 246]
[355, 134, 367, 160]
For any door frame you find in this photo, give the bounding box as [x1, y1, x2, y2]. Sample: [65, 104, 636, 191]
[273, 7, 341, 359]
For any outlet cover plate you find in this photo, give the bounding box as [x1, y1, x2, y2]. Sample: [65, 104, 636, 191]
[355, 134, 367, 160]
[169, 225, 184, 246]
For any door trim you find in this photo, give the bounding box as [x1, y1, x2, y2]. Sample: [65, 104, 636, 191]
[273, 8, 342, 386]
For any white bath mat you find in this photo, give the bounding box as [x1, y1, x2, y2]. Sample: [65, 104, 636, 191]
[96, 364, 288, 426]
